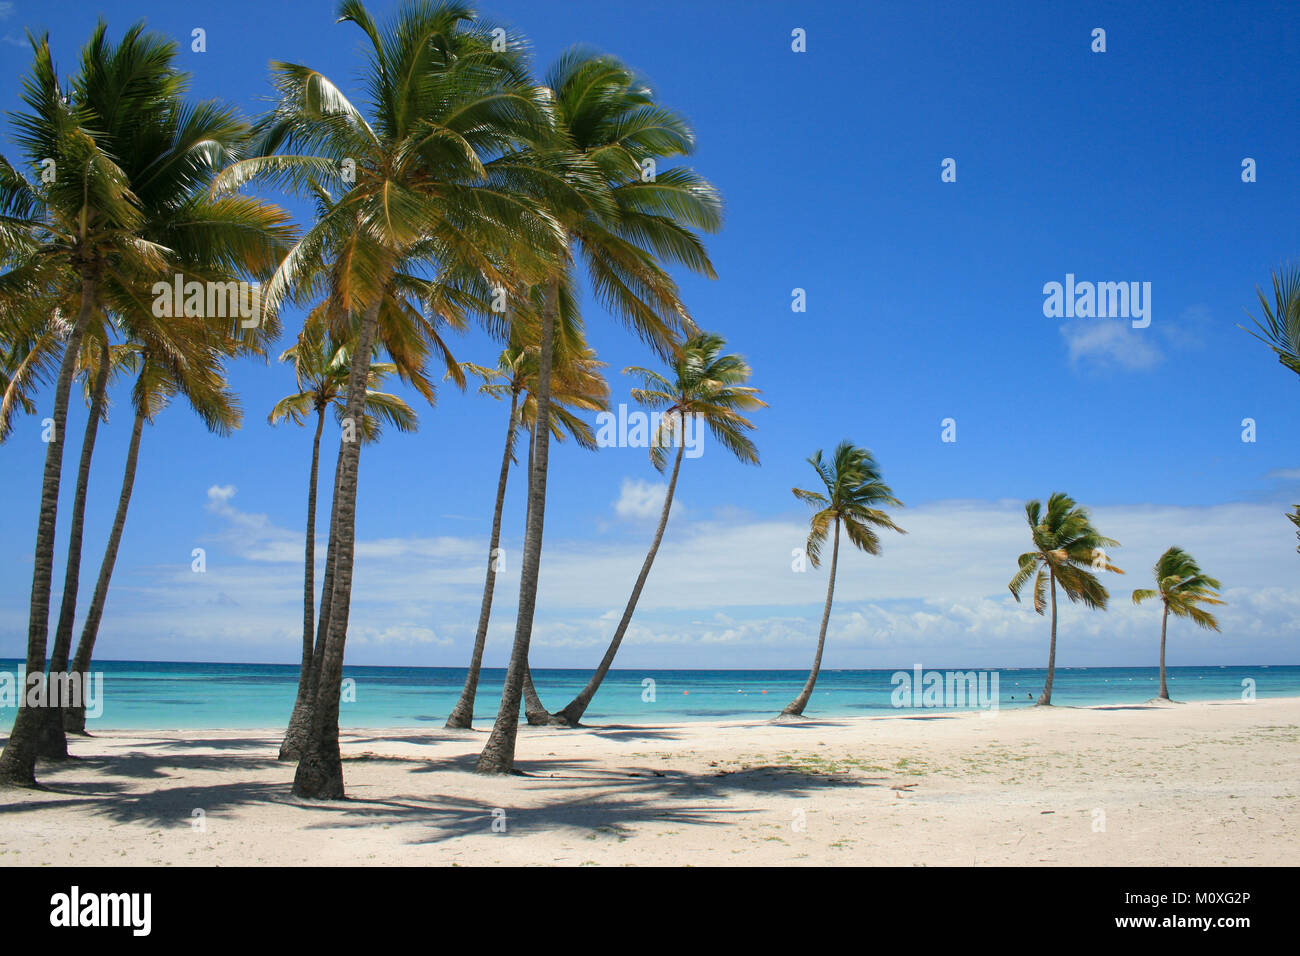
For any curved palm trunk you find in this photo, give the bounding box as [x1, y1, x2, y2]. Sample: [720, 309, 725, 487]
[0, 276, 97, 788]
[446, 392, 519, 729]
[1037, 569, 1059, 706]
[293, 296, 382, 799]
[554, 435, 686, 726]
[37, 339, 112, 758]
[64, 404, 145, 735]
[477, 277, 559, 773]
[278, 408, 326, 759]
[522, 667, 551, 725]
[781, 517, 840, 717]
[1157, 602, 1170, 700]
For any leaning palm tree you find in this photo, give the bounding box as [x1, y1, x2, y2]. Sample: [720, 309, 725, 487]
[1132, 547, 1224, 701]
[444, 325, 608, 730]
[60, 314, 254, 738]
[273, 319, 417, 761]
[1008, 492, 1123, 706]
[780, 442, 904, 718]
[477, 49, 722, 774]
[217, 0, 571, 798]
[552, 332, 764, 726]
[0, 24, 289, 785]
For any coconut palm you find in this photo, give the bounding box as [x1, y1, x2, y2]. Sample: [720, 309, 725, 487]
[1289, 506, 1300, 553]
[551, 332, 764, 726]
[781, 442, 904, 718]
[445, 314, 608, 729]
[477, 49, 722, 774]
[1131, 547, 1224, 700]
[52, 274, 279, 747]
[1008, 492, 1123, 706]
[216, 0, 574, 798]
[1242, 263, 1300, 378]
[0, 24, 290, 785]
[272, 319, 418, 760]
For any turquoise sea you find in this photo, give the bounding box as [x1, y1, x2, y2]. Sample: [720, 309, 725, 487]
[1, 660, 1297, 730]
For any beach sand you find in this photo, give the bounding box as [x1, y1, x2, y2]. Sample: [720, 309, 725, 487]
[1, 697, 1297, 866]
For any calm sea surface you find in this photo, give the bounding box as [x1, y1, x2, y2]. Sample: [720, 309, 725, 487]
[1, 660, 1296, 730]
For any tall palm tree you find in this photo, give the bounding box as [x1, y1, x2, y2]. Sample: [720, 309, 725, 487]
[445, 329, 608, 729]
[781, 442, 904, 718]
[552, 332, 764, 726]
[1132, 547, 1224, 700]
[219, 0, 571, 798]
[273, 320, 417, 761]
[0, 24, 289, 785]
[1008, 492, 1123, 706]
[477, 49, 722, 774]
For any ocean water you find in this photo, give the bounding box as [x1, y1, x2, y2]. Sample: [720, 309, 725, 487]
[1, 660, 1297, 730]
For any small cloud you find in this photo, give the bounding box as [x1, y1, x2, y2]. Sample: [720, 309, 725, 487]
[0, 4, 15, 21]
[1263, 468, 1300, 481]
[206, 484, 237, 509]
[1060, 319, 1163, 370]
[613, 477, 681, 521]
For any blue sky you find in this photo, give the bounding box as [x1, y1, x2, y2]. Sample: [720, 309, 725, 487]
[1, 0, 1299, 671]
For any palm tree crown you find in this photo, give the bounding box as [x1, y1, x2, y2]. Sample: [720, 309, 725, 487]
[794, 441, 904, 568]
[1009, 492, 1123, 612]
[1132, 546, 1224, 630]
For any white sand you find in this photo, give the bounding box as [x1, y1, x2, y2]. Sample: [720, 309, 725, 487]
[1, 697, 1297, 866]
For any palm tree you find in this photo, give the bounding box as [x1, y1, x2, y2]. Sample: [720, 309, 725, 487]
[445, 329, 608, 729]
[219, 0, 570, 798]
[781, 442, 904, 718]
[0, 24, 289, 785]
[1288, 507, 1300, 553]
[477, 49, 722, 774]
[272, 319, 417, 760]
[58, 329, 248, 738]
[552, 332, 764, 726]
[1008, 493, 1123, 706]
[1242, 263, 1300, 378]
[1132, 547, 1224, 700]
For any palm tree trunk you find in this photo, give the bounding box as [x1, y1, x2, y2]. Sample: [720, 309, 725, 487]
[446, 392, 519, 729]
[283, 423, 348, 758]
[555, 431, 686, 726]
[518, 425, 553, 726]
[64, 403, 145, 735]
[37, 338, 111, 758]
[1037, 569, 1058, 706]
[522, 666, 550, 725]
[1158, 602, 1170, 700]
[477, 277, 558, 773]
[781, 517, 840, 717]
[293, 295, 382, 799]
[0, 275, 97, 787]
[279, 408, 326, 760]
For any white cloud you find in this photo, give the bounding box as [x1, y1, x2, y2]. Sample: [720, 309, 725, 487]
[1061, 319, 1163, 370]
[27, 484, 1296, 669]
[0, 4, 14, 21]
[613, 477, 681, 520]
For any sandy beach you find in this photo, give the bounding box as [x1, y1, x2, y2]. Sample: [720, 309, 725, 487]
[1, 697, 1296, 866]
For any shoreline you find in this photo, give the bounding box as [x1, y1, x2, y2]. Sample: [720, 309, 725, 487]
[51, 691, 1297, 736]
[3, 697, 1297, 866]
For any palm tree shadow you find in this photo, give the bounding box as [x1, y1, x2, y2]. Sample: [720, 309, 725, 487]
[293, 757, 882, 844]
